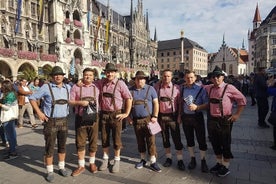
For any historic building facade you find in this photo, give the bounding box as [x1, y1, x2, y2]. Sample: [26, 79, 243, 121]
[248, 4, 276, 71]
[0, 0, 157, 81]
[157, 38, 208, 77]
[208, 37, 248, 76]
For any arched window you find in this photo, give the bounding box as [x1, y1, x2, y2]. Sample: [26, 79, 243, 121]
[73, 10, 80, 21]
[229, 64, 233, 74]
[66, 11, 70, 19]
[222, 63, 226, 72]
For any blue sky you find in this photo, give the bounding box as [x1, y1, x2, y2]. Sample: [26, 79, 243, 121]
[98, 0, 275, 53]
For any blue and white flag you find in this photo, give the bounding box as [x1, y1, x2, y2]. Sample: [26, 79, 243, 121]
[15, 0, 22, 33]
[70, 57, 75, 75]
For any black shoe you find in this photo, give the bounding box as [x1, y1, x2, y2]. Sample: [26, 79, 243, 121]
[135, 159, 147, 169]
[45, 172, 54, 183]
[163, 158, 172, 167]
[210, 163, 222, 173]
[217, 165, 230, 177]
[150, 162, 162, 172]
[4, 152, 18, 160]
[270, 145, 276, 150]
[177, 160, 185, 171]
[188, 157, 196, 170]
[58, 169, 69, 177]
[201, 159, 209, 173]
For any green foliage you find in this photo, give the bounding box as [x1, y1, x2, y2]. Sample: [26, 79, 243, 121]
[18, 67, 37, 81]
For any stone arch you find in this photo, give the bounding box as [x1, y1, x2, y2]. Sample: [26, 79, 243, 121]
[93, 68, 100, 80]
[40, 64, 53, 79]
[73, 29, 81, 39]
[73, 10, 80, 21]
[0, 60, 12, 79]
[65, 11, 70, 19]
[73, 48, 83, 66]
[17, 62, 37, 81]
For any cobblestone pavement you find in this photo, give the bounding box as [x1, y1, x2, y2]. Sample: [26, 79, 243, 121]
[0, 97, 276, 184]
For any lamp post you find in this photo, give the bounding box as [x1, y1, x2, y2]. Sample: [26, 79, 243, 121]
[180, 30, 185, 72]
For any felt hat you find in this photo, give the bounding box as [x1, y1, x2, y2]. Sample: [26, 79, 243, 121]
[103, 63, 117, 72]
[50, 66, 66, 76]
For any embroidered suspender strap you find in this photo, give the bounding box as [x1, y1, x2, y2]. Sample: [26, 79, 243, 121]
[219, 84, 228, 117]
[144, 85, 151, 116]
[79, 86, 82, 114]
[47, 83, 69, 118]
[111, 80, 119, 111]
[158, 83, 175, 113]
[131, 85, 151, 116]
[102, 80, 119, 111]
[47, 83, 55, 118]
[79, 85, 96, 114]
[209, 84, 228, 117]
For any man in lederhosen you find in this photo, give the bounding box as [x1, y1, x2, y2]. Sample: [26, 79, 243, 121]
[154, 69, 185, 170]
[96, 63, 132, 173]
[205, 66, 246, 177]
[129, 71, 162, 172]
[181, 70, 209, 173]
[70, 67, 100, 176]
[30, 66, 71, 182]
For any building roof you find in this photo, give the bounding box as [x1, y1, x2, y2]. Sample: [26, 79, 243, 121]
[157, 38, 206, 52]
[231, 48, 248, 64]
[261, 5, 276, 26]
[93, 0, 126, 28]
[253, 4, 261, 22]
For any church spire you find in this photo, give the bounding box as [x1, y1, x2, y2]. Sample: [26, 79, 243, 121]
[253, 3, 261, 30]
[242, 38, 245, 50]
[222, 33, 226, 46]
[154, 27, 157, 41]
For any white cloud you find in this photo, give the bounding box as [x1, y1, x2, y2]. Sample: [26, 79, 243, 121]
[98, 0, 275, 53]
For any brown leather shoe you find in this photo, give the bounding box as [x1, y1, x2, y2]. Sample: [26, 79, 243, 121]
[71, 167, 85, 177]
[90, 163, 98, 173]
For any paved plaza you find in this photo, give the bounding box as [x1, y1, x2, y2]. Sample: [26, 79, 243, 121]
[0, 96, 276, 184]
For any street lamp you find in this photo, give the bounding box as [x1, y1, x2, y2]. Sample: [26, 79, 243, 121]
[180, 30, 185, 72]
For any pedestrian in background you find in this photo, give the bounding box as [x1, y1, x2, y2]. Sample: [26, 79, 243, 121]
[205, 66, 246, 177]
[181, 70, 209, 173]
[248, 73, 256, 106]
[70, 68, 100, 176]
[0, 80, 18, 160]
[29, 66, 71, 182]
[253, 67, 270, 128]
[17, 78, 37, 128]
[154, 69, 185, 171]
[267, 76, 276, 150]
[129, 71, 162, 172]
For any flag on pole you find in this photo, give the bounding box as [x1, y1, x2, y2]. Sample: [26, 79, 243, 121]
[70, 57, 75, 76]
[38, 0, 44, 34]
[15, 0, 22, 34]
[105, 20, 110, 52]
[87, 0, 91, 29]
[94, 16, 101, 51]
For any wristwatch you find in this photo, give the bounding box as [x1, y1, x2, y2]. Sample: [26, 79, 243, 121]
[151, 115, 158, 118]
